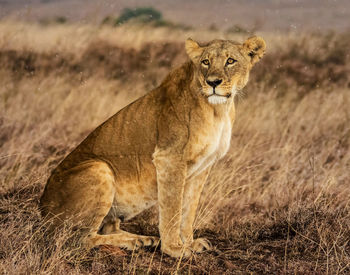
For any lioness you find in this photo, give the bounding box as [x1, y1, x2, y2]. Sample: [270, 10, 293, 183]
[40, 36, 266, 258]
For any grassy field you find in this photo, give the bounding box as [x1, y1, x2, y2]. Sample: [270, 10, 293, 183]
[0, 22, 350, 274]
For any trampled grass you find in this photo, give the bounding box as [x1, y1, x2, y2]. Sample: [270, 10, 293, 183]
[0, 22, 349, 273]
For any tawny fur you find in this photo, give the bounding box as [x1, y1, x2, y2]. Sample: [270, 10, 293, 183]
[40, 36, 266, 258]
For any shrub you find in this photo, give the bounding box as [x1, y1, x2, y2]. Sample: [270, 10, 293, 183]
[226, 24, 250, 34]
[55, 16, 67, 24]
[115, 7, 162, 25]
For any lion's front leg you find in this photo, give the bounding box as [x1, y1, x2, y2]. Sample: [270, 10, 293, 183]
[153, 150, 192, 258]
[180, 167, 212, 252]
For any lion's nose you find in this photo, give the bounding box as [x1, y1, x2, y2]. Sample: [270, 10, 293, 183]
[206, 79, 222, 88]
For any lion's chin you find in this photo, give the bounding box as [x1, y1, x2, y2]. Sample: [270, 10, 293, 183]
[207, 95, 228, 105]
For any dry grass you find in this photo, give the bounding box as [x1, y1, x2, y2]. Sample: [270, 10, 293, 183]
[1, 22, 350, 274]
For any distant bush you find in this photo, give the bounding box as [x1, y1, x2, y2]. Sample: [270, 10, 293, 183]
[101, 16, 112, 25]
[115, 7, 162, 25]
[150, 19, 192, 30]
[39, 16, 67, 26]
[208, 24, 219, 32]
[55, 16, 67, 24]
[226, 24, 250, 34]
[101, 7, 191, 30]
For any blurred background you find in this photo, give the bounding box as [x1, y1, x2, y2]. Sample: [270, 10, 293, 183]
[1, 1, 350, 274]
[1, 0, 350, 32]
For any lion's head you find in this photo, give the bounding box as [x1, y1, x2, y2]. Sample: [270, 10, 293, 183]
[185, 37, 266, 105]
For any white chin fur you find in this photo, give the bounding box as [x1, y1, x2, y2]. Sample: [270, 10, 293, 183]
[231, 87, 237, 97]
[208, 95, 228, 105]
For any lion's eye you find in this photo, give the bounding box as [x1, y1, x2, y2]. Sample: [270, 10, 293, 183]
[226, 58, 237, 65]
[201, 59, 210, 66]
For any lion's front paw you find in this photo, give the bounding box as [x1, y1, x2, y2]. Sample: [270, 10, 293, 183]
[161, 242, 192, 258]
[161, 238, 212, 258]
[190, 238, 212, 253]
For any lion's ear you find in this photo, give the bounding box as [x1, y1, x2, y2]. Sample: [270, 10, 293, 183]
[185, 38, 204, 62]
[242, 36, 266, 65]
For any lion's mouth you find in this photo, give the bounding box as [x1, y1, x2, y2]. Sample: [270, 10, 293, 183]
[207, 94, 229, 105]
[207, 93, 231, 99]
[206, 86, 232, 98]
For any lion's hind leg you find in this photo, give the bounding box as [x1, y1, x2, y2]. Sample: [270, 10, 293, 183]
[42, 160, 158, 251]
[40, 160, 117, 232]
[95, 218, 159, 250]
[89, 219, 159, 251]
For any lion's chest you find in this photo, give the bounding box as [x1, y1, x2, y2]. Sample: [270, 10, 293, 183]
[187, 116, 232, 178]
